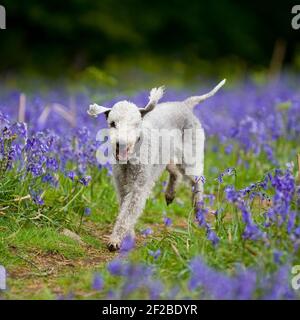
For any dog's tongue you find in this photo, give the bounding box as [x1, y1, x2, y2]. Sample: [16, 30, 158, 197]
[118, 148, 128, 160]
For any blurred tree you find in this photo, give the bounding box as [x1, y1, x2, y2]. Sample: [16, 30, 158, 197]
[0, 0, 299, 75]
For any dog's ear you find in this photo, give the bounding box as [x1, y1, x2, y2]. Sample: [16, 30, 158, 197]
[87, 103, 111, 118]
[140, 86, 165, 117]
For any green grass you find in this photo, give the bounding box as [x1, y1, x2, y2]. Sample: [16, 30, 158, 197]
[0, 137, 299, 299]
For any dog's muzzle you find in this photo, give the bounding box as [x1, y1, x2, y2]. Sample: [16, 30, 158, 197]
[115, 142, 130, 161]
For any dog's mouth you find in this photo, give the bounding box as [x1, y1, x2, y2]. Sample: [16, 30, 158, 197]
[115, 137, 141, 162]
[115, 143, 130, 161]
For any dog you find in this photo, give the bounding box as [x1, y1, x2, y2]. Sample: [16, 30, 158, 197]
[87, 79, 226, 250]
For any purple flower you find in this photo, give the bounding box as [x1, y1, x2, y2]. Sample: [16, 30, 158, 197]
[107, 259, 123, 276]
[120, 235, 135, 253]
[216, 167, 235, 183]
[206, 228, 219, 246]
[141, 228, 153, 237]
[225, 144, 233, 154]
[263, 265, 295, 299]
[189, 257, 259, 299]
[42, 173, 54, 184]
[11, 122, 27, 138]
[163, 216, 172, 227]
[217, 173, 224, 183]
[204, 194, 215, 206]
[106, 289, 118, 299]
[30, 190, 44, 205]
[294, 227, 300, 237]
[149, 249, 161, 259]
[46, 157, 58, 171]
[195, 175, 206, 184]
[148, 280, 163, 299]
[92, 273, 104, 291]
[225, 185, 240, 203]
[243, 223, 264, 241]
[79, 175, 91, 186]
[196, 207, 207, 227]
[200, 175, 206, 184]
[239, 203, 265, 240]
[273, 250, 283, 264]
[84, 207, 91, 216]
[67, 171, 76, 181]
[287, 211, 296, 234]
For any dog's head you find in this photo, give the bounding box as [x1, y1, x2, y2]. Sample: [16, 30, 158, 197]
[88, 87, 164, 161]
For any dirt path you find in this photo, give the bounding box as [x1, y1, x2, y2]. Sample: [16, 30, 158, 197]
[3, 217, 189, 299]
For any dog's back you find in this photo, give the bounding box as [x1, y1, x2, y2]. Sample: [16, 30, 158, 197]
[142, 101, 199, 131]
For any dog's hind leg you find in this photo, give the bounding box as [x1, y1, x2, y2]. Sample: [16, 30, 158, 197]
[179, 122, 205, 213]
[165, 164, 181, 205]
[178, 166, 204, 212]
[190, 175, 204, 211]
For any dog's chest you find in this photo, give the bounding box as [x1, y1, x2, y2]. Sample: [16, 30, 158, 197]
[120, 163, 143, 180]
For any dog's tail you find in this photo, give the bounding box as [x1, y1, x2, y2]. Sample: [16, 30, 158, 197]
[184, 79, 226, 108]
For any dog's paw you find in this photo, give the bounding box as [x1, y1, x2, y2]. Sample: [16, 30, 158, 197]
[107, 237, 121, 252]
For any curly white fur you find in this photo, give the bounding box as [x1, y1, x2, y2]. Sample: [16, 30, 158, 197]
[88, 80, 226, 251]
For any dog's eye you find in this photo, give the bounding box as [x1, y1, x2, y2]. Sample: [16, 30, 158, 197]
[110, 121, 116, 128]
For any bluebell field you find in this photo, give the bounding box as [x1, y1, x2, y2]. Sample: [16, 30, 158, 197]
[1, 76, 300, 299]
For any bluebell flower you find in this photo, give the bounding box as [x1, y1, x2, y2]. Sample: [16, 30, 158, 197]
[107, 259, 123, 276]
[196, 207, 207, 227]
[84, 207, 91, 216]
[294, 227, 300, 237]
[149, 249, 161, 259]
[30, 190, 44, 205]
[206, 228, 219, 246]
[67, 171, 76, 181]
[163, 216, 172, 227]
[79, 175, 91, 186]
[120, 235, 135, 253]
[287, 211, 296, 234]
[92, 273, 104, 291]
[148, 280, 163, 299]
[141, 228, 153, 237]
[225, 144, 233, 154]
[273, 250, 283, 264]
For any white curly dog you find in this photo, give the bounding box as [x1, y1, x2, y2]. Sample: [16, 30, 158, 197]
[88, 79, 226, 251]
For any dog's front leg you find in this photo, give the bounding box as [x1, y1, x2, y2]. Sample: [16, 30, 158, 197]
[107, 181, 151, 251]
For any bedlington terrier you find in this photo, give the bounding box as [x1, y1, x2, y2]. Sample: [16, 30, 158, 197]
[87, 79, 226, 251]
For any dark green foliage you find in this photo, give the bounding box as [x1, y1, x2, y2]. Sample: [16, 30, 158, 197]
[0, 0, 298, 75]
